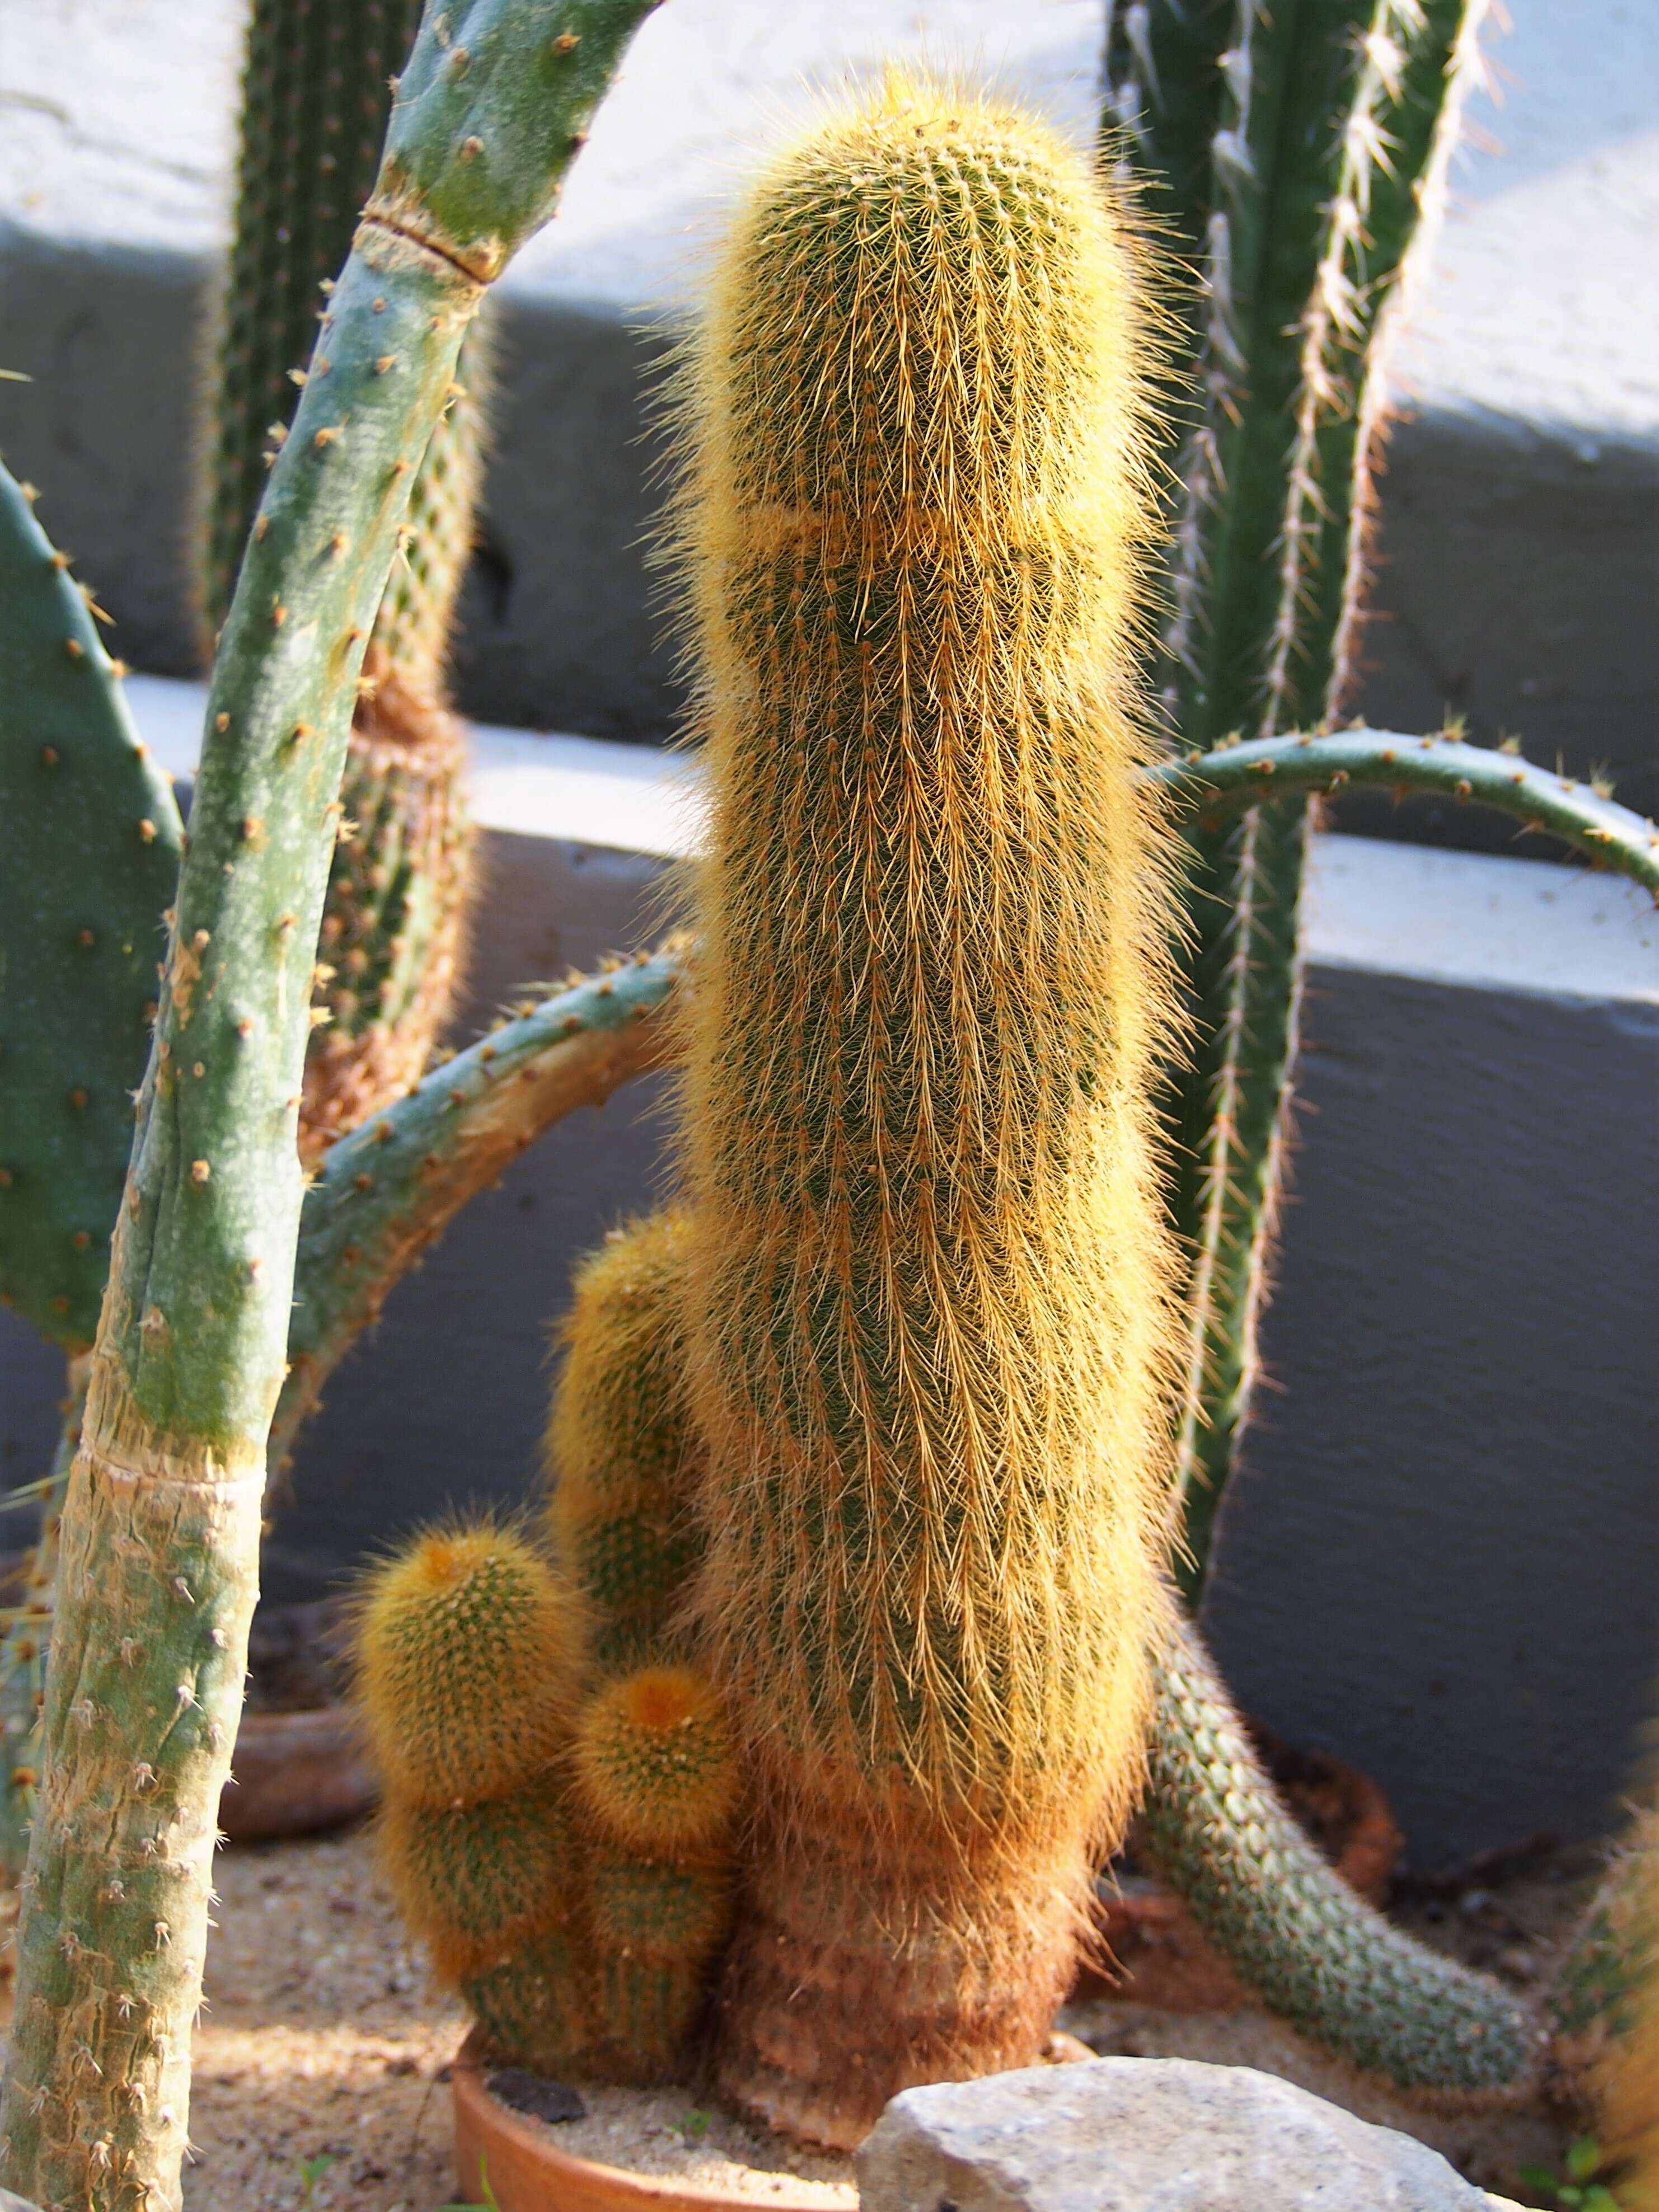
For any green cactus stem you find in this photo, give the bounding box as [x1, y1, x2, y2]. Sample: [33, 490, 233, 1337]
[1144, 1612, 1538, 2095]
[274, 948, 681, 1467]
[0, 8, 665, 2204]
[203, 0, 486, 1162]
[0, 464, 184, 1351]
[1158, 729, 1659, 896]
[1104, 1, 1494, 1606]
[1547, 1816, 1659, 2211]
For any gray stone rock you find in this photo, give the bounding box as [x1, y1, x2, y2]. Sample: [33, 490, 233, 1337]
[855, 2056, 1506, 2211]
[0, 2191, 44, 2212]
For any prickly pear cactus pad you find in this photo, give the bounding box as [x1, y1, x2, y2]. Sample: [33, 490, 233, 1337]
[0, 465, 182, 1347]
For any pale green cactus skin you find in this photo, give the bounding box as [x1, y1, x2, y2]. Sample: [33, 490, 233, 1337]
[201, 0, 484, 1161]
[0, 7, 666, 2205]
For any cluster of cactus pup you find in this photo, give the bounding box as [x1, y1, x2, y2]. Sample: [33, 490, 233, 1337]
[354, 67, 1557, 2152]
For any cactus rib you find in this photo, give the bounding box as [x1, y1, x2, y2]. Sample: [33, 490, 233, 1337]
[1105, 2, 1499, 1606]
[1145, 1612, 1539, 2095]
[0, 8, 667, 2204]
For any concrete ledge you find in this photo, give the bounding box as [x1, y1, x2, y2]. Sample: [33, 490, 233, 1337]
[3, 684, 1658, 1866]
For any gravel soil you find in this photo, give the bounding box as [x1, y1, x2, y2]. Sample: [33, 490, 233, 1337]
[0, 1824, 1608, 2210]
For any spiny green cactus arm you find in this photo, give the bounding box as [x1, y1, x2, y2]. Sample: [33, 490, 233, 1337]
[273, 949, 679, 1465]
[0, 465, 184, 1350]
[1145, 1612, 1539, 2094]
[0, 9, 666, 2204]
[1159, 730, 1659, 895]
[1100, 1, 1232, 269]
[1113, 2, 1493, 1608]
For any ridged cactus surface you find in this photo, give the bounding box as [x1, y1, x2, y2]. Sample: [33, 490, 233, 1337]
[549, 1211, 705, 1669]
[357, 1521, 597, 2074]
[1103, 0, 1494, 1599]
[1145, 1612, 1536, 2094]
[1549, 1811, 1659, 2207]
[357, 1523, 583, 1807]
[548, 1214, 737, 2080]
[203, 0, 482, 1162]
[671, 77, 1179, 2140]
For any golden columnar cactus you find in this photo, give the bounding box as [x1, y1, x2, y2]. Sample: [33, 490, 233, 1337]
[670, 77, 1180, 2141]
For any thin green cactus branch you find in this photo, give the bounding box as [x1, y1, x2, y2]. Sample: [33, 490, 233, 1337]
[0, 8, 666, 2205]
[273, 948, 681, 1466]
[1159, 729, 1659, 896]
[1145, 1611, 1539, 2094]
[1103, 1, 1495, 1609]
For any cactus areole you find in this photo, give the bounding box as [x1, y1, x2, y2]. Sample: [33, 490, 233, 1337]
[0, 7, 666, 2209]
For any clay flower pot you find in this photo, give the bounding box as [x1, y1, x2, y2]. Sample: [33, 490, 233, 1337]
[451, 2033, 830, 2212]
[1082, 1727, 1403, 2012]
[451, 2030, 1093, 2210]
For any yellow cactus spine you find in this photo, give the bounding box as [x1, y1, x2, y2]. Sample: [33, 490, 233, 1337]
[671, 77, 1179, 2141]
[544, 1218, 739, 2079]
[574, 1664, 739, 1852]
[547, 1210, 705, 1670]
[356, 1521, 583, 1807]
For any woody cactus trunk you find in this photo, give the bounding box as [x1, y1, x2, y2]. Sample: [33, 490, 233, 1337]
[1102, 0, 1493, 1599]
[0, 6, 667, 2206]
[201, 0, 481, 1162]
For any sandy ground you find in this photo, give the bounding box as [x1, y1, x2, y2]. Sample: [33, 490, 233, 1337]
[0, 1821, 1604, 2210]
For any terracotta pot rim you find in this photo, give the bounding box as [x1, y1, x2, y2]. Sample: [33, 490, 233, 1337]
[452, 2030, 836, 2212]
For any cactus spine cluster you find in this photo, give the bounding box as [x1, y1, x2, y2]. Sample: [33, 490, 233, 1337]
[202, 0, 480, 1163]
[1102, 0, 1495, 1600]
[669, 77, 1179, 2143]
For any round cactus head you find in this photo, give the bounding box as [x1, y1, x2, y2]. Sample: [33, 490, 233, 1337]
[355, 1518, 584, 1807]
[573, 1664, 738, 1854]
